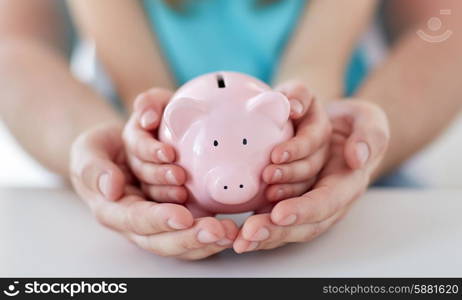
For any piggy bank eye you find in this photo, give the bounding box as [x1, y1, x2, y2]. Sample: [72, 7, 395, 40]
[242, 138, 247, 145]
[213, 140, 219, 147]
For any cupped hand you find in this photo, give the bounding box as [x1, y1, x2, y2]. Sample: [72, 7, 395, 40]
[70, 123, 238, 260]
[263, 80, 332, 203]
[234, 100, 390, 253]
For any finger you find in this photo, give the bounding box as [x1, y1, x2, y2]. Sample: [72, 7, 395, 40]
[141, 183, 188, 204]
[176, 219, 239, 260]
[92, 196, 194, 235]
[128, 155, 186, 185]
[235, 208, 346, 253]
[124, 128, 176, 164]
[259, 206, 348, 250]
[271, 99, 331, 164]
[270, 169, 366, 226]
[263, 145, 328, 184]
[275, 80, 314, 119]
[133, 88, 172, 129]
[233, 214, 271, 253]
[265, 180, 315, 202]
[131, 217, 226, 257]
[176, 244, 228, 260]
[70, 129, 126, 201]
[79, 161, 126, 202]
[123, 88, 175, 163]
[123, 116, 176, 164]
[216, 219, 239, 247]
[328, 101, 390, 169]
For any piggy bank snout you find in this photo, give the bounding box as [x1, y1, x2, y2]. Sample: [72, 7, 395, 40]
[206, 167, 259, 205]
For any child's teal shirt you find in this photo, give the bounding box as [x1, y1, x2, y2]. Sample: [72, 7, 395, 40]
[144, 0, 367, 95]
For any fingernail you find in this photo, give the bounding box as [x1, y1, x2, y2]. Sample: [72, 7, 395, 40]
[157, 149, 170, 163]
[279, 214, 297, 226]
[245, 241, 259, 252]
[289, 99, 303, 116]
[140, 110, 158, 129]
[197, 230, 220, 243]
[167, 218, 188, 230]
[216, 238, 232, 246]
[271, 169, 283, 183]
[275, 188, 285, 200]
[280, 151, 290, 163]
[98, 173, 110, 198]
[356, 142, 370, 166]
[165, 169, 178, 185]
[250, 227, 270, 241]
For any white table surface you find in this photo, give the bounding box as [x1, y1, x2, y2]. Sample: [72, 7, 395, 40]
[1, 187, 461, 277]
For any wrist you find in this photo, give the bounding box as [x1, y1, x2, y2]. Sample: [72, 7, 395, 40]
[275, 66, 343, 103]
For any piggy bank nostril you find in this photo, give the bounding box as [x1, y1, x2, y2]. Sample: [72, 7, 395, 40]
[239, 184, 244, 188]
[223, 185, 228, 190]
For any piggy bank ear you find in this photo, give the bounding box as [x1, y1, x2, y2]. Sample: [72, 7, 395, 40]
[246, 91, 290, 128]
[164, 98, 208, 139]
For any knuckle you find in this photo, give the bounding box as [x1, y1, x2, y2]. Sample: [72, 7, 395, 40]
[273, 227, 289, 243]
[284, 184, 296, 198]
[370, 126, 390, 153]
[199, 216, 219, 228]
[282, 166, 294, 182]
[179, 238, 199, 251]
[126, 201, 151, 234]
[279, 228, 290, 242]
[133, 92, 149, 110]
[73, 161, 88, 182]
[289, 136, 304, 158]
[287, 79, 307, 91]
[302, 195, 329, 223]
[134, 137, 147, 156]
[355, 100, 376, 115]
[305, 222, 322, 241]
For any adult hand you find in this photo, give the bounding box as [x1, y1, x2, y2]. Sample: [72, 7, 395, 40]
[234, 100, 390, 252]
[70, 123, 238, 260]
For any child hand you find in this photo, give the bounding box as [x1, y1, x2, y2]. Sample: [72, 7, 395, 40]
[262, 80, 332, 203]
[122, 88, 188, 204]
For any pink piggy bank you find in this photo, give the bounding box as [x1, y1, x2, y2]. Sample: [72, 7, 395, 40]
[159, 71, 293, 217]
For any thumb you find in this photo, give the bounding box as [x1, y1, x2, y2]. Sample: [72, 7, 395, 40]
[133, 88, 173, 130]
[344, 105, 389, 170]
[344, 137, 371, 170]
[70, 125, 126, 202]
[328, 101, 389, 170]
[80, 159, 125, 201]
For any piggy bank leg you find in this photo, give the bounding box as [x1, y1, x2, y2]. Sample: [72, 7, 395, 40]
[186, 203, 215, 218]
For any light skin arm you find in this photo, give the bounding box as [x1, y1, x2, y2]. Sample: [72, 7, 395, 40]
[0, 0, 122, 177]
[67, 0, 175, 108]
[276, 0, 378, 101]
[359, 0, 462, 179]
